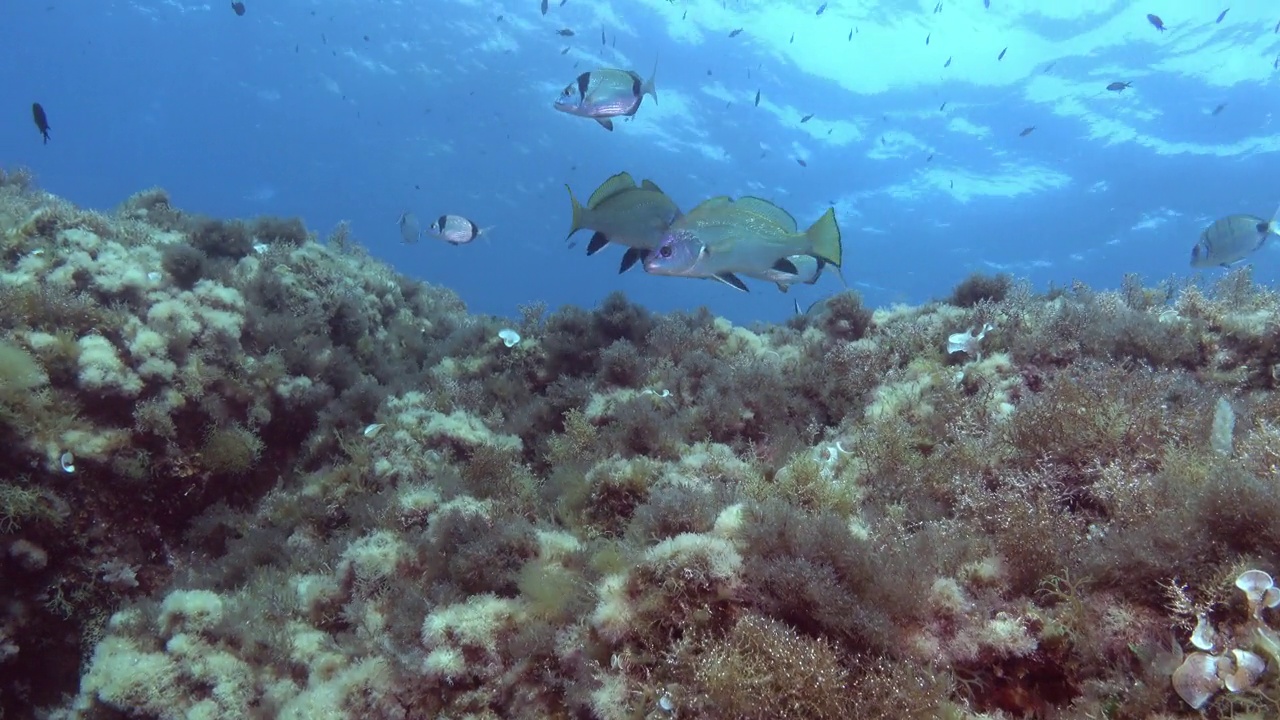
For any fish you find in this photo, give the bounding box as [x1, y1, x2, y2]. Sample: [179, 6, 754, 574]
[601, 28, 605, 44]
[729, 28, 743, 37]
[1191, 213, 1279, 268]
[565, 172, 681, 273]
[800, 113, 813, 123]
[816, 3, 827, 15]
[754, 90, 760, 107]
[428, 214, 489, 245]
[554, 62, 658, 131]
[541, 0, 548, 15]
[397, 212, 421, 244]
[997, 47, 1007, 60]
[557, 28, 575, 36]
[1216, 9, 1229, 23]
[231, 1, 245, 15]
[741, 254, 831, 293]
[1275, 18, 1279, 33]
[944, 56, 952, 67]
[926, 32, 931, 45]
[796, 158, 808, 167]
[1019, 126, 1035, 136]
[1106, 81, 1131, 92]
[643, 196, 842, 293]
[31, 103, 50, 144]
[1147, 13, 1166, 32]
[1212, 103, 1227, 116]
[939, 101, 947, 111]
[789, 32, 794, 43]
[848, 29, 852, 40]
[984, 0, 990, 7]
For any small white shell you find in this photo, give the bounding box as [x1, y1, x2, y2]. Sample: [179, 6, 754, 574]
[1224, 649, 1266, 692]
[1190, 614, 1217, 651]
[657, 691, 674, 713]
[253, 242, 270, 254]
[59, 452, 75, 473]
[147, 271, 162, 282]
[31, 248, 45, 256]
[363, 423, 385, 438]
[497, 328, 521, 347]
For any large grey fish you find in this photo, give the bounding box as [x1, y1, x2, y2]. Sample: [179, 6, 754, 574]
[553, 62, 658, 131]
[566, 172, 681, 273]
[1191, 212, 1279, 268]
[644, 196, 842, 292]
[397, 211, 421, 244]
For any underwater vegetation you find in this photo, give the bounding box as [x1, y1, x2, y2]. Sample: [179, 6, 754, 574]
[4, 165, 1280, 719]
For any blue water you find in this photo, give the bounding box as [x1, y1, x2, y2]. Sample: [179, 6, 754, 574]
[3, 0, 1278, 324]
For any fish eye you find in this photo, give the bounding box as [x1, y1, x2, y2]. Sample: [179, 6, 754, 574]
[659, 245, 673, 258]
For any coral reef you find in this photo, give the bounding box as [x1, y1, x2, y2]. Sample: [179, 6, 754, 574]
[2, 165, 1280, 719]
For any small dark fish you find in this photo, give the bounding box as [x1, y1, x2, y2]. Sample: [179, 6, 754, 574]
[363, 35, 369, 41]
[1106, 81, 1131, 92]
[1275, 18, 1279, 33]
[848, 29, 852, 40]
[1147, 13, 1166, 32]
[541, 0, 548, 15]
[984, 0, 990, 7]
[997, 47, 1007, 60]
[31, 102, 50, 144]
[796, 158, 807, 167]
[558, 28, 575, 36]
[230, 1, 245, 15]
[949, 180, 954, 188]
[926, 32, 930, 45]
[789, 32, 794, 43]
[939, 101, 947, 111]
[560, 0, 567, 5]
[601, 28, 606, 44]
[1216, 8, 1228, 23]
[1212, 103, 1227, 115]
[800, 113, 813, 123]
[560, 47, 569, 54]
[1043, 61, 1056, 73]
[321, 33, 327, 43]
[926, 154, 933, 162]
[1019, 126, 1035, 136]
[944, 56, 952, 67]
[754, 90, 760, 106]
[816, 2, 827, 15]
[729, 28, 743, 37]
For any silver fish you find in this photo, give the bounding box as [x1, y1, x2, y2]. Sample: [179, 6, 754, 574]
[644, 196, 842, 292]
[553, 63, 658, 131]
[566, 172, 681, 273]
[429, 214, 488, 245]
[397, 211, 421, 244]
[1191, 213, 1279, 268]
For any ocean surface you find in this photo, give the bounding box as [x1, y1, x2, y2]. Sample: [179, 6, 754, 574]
[4, 0, 1278, 324]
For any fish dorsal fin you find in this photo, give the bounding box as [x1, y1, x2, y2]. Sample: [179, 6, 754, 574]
[735, 196, 798, 231]
[640, 179, 664, 193]
[587, 172, 637, 208]
[693, 196, 734, 213]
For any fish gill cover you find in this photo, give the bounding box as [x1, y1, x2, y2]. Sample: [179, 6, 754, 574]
[4, 0, 1280, 719]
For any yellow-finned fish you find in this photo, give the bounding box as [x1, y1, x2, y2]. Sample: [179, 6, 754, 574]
[566, 172, 681, 273]
[644, 196, 842, 293]
[553, 62, 658, 131]
[1191, 209, 1280, 268]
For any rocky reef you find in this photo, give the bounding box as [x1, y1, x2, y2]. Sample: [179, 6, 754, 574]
[3, 166, 1280, 719]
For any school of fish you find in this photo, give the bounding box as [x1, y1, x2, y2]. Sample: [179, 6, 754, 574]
[369, 2, 1279, 300]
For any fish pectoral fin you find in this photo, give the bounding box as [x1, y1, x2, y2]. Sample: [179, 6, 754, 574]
[586, 232, 610, 256]
[596, 118, 615, 131]
[776, 282, 790, 293]
[715, 273, 750, 293]
[618, 248, 645, 274]
[771, 257, 800, 275]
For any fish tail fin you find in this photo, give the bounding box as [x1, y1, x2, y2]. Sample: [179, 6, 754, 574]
[643, 58, 658, 105]
[565, 185, 586, 243]
[804, 208, 842, 267]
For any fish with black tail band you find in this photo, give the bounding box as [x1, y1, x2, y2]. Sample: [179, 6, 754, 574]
[428, 214, 491, 245]
[553, 61, 657, 131]
[1191, 209, 1280, 268]
[644, 196, 842, 292]
[566, 172, 681, 274]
